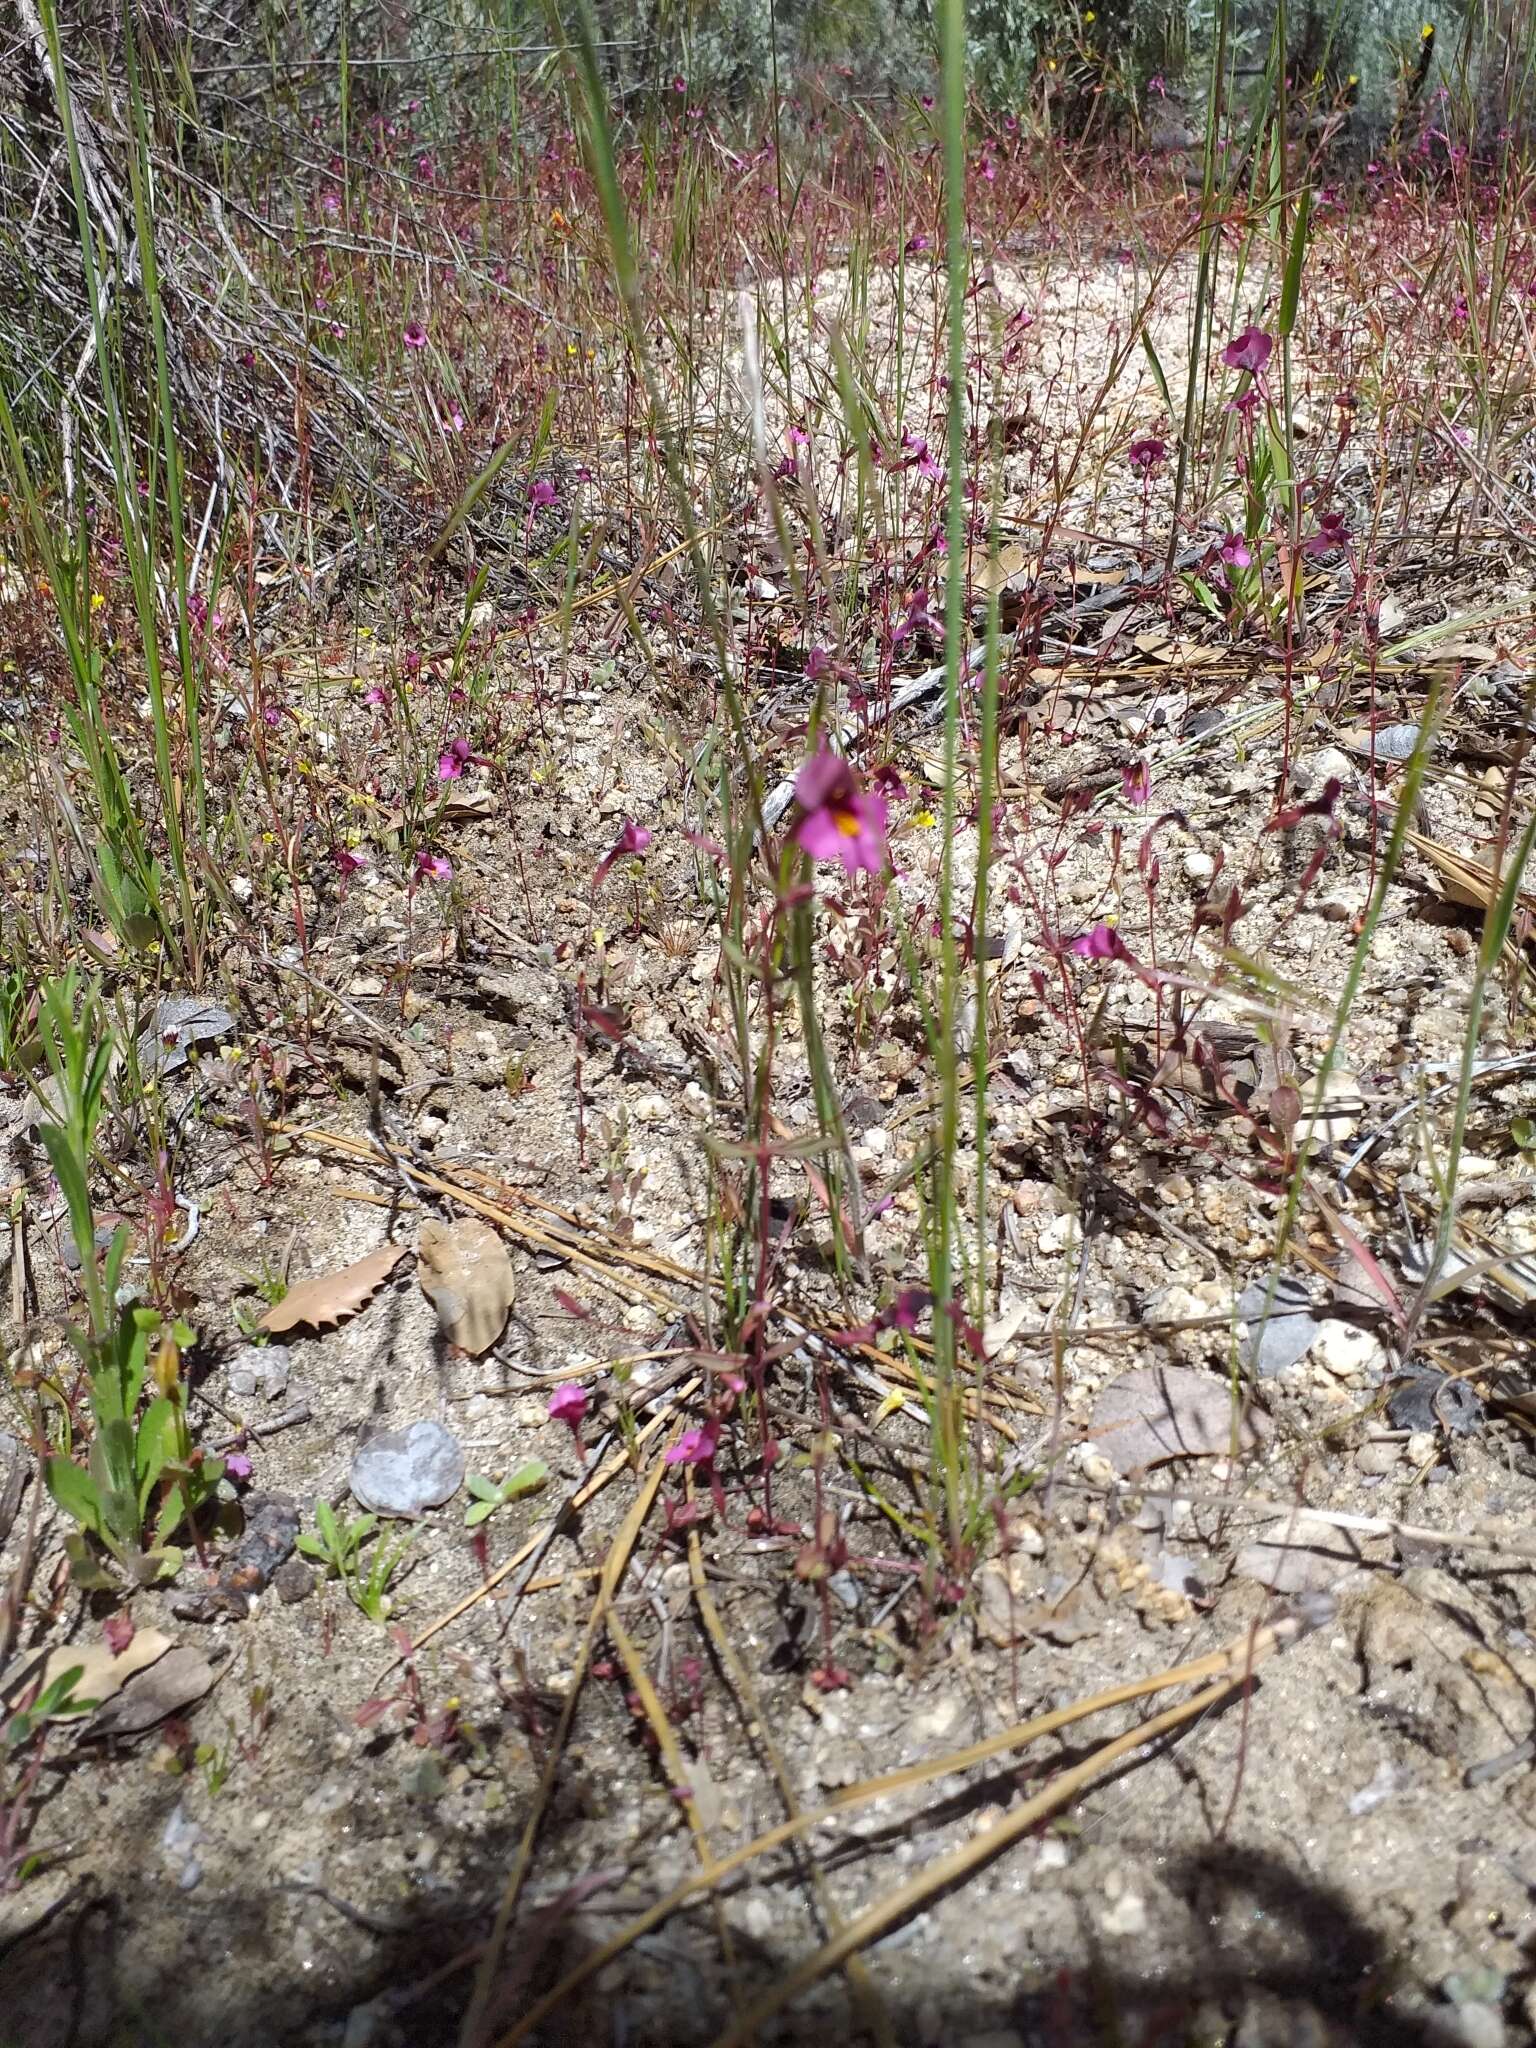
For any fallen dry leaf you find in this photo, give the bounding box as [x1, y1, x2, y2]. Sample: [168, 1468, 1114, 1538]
[417, 1217, 515, 1355]
[259, 1242, 409, 1334]
[0, 1627, 172, 1715]
[79, 1644, 216, 1741]
[1088, 1365, 1268, 1475]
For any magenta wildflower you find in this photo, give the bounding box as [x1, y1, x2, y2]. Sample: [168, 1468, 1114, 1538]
[902, 431, 943, 482]
[884, 1288, 930, 1333]
[1068, 920, 1133, 961]
[363, 684, 387, 707]
[665, 1420, 720, 1467]
[548, 1382, 589, 1453]
[792, 751, 888, 876]
[892, 586, 942, 645]
[403, 320, 427, 350]
[224, 1451, 253, 1482]
[592, 817, 653, 886]
[334, 846, 369, 876]
[1121, 759, 1152, 808]
[548, 1383, 589, 1426]
[528, 477, 558, 508]
[1222, 326, 1273, 375]
[414, 850, 453, 882]
[1303, 510, 1350, 557]
[1219, 533, 1253, 569]
[905, 233, 933, 254]
[1128, 435, 1167, 472]
[437, 736, 472, 781]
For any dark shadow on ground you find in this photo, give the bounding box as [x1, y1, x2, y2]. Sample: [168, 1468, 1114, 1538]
[0, 1835, 1481, 2048]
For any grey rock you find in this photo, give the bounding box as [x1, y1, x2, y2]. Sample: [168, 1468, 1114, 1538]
[135, 995, 236, 1077]
[226, 1343, 292, 1403]
[1237, 1274, 1319, 1377]
[350, 1420, 465, 1517]
[1386, 1368, 1484, 1437]
[273, 1559, 316, 1604]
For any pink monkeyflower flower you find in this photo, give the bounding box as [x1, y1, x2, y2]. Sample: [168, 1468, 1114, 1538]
[528, 477, 558, 508]
[905, 233, 933, 254]
[870, 760, 907, 801]
[1121, 759, 1152, 808]
[665, 1420, 720, 1467]
[1222, 326, 1273, 375]
[902, 431, 942, 482]
[672, 73, 687, 93]
[892, 587, 942, 646]
[1302, 510, 1350, 558]
[414, 850, 453, 882]
[437, 736, 472, 781]
[593, 817, 653, 886]
[548, 1382, 589, 1456]
[403, 320, 428, 350]
[1219, 533, 1253, 569]
[417, 154, 434, 181]
[1128, 435, 1166, 472]
[1228, 386, 1262, 420]
[321, 190, 341, 215]
[1068, 920, 1133, 962]
[883, 1288, 931, 1333]
[548, 1383, 589, 1430]
[792, 751, 888, 877]
[224, 1452, 253, 1482]
[363, 684, 387, 707]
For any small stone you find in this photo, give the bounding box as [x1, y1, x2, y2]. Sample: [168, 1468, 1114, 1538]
[1312, 1321, 1385, 1381]
[350, 1420, 466, 1518]
[1099, 1890, 1147, 1937]
[1406, 1431, 1438, 1469]
[632, 1092, 669, 1125]
[348, 976, 385, 998]
[1450, 2004, 1505, 2048]
[1183, 850, 1215, 885]
[226, 1343, 292, 1403]
[416, 1112, 447, 1143]
[1036, 1214, 1073, 1255]
[273, 1559, 316, 1604]
[1356, 1439, 1402, 1477]
[862, 1125, 890, 1157]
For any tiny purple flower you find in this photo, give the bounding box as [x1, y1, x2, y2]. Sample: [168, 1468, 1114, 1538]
[665, 1421, 720, 1467]
[403, 320, 427, 350]
[437, 736, 472, 781]
[1221, 326, 1273, 375]
[792, 751, 888, 877]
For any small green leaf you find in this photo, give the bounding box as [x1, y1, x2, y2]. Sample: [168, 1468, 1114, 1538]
[45, 1455, 104, 1536]
[465, 1499, 495, 1527]
[501, 1459, 549, 1501]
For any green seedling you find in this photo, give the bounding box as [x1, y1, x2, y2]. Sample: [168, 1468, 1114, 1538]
[2, 1666, 96, 1752]
[33, 975, 223, 1586]
[298, 1501, 413, 1622]
[463, 1459, 548, 1528]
